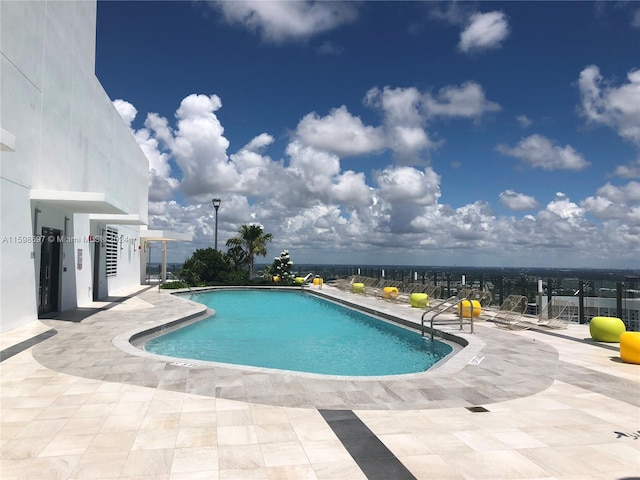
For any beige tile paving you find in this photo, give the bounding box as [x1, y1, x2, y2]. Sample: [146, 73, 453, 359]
[1, 286, 639, 479]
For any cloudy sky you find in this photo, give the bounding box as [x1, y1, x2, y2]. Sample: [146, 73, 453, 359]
[96, 1, 640, 269]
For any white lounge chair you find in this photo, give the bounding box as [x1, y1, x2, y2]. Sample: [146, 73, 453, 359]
[494, 298, 576, 330]
[486, 294, 528, 324]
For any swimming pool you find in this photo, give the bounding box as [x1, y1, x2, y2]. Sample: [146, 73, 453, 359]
[143, 289, 453, 376]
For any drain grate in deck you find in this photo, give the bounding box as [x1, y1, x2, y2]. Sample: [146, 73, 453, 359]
[466, 406, 490, 413]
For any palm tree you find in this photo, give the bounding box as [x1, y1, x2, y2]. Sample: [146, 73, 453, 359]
[225, 224, 273, 279]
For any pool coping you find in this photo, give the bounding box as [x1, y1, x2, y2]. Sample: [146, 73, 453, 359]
[112, 287, 476, 381]
[115, 286, 482, 382]
[32, 285, 564, 410]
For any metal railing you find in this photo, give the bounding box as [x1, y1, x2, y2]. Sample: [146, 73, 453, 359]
[421, 290, 477, 340]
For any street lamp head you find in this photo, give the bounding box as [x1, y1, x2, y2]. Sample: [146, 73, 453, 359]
[212, 198, 221, 210]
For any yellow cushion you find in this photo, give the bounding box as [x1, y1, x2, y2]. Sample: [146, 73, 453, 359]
[410, 293, 429, 308]
[458, 299, 481, 318]
[590, 316, 626, 342]
[382, 286, 399, 299]
[352, 283, 365, 294]
[620, 332, 640, 364]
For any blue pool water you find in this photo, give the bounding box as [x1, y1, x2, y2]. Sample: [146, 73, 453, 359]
[144, 289, 453, 376]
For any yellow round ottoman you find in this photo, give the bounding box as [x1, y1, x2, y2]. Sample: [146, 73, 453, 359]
[458, 299, 481, 318]
[620, 332, 640, 364]
[410, 293, 429, 308]
[382, 286, 399, 299]
[352, 283, 365, 294]
[313, 277, 323, 286]
[590, 316, 626, 342]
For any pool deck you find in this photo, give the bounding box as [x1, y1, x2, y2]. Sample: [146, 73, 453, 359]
[1, 284, 639, 479]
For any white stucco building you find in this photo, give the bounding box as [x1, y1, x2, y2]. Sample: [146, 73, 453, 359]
[1, 1, 150, 332]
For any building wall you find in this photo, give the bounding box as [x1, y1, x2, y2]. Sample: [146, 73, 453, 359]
[1, 1, 149, 332]
[0, 181, 39, 328]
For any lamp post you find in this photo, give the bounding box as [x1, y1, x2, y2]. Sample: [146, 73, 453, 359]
[212, 198, 221, 250]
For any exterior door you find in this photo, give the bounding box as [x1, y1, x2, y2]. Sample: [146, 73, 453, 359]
[93, 239, 101, 301]
[38, 227, 61, 316]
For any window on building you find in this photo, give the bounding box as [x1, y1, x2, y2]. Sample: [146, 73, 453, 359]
[106, 227, 118, 276]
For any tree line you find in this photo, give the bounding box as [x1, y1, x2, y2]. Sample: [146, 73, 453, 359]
[169, 224, 295, 287]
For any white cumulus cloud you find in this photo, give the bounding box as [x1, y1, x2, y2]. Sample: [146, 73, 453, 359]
[171, 94, 237, 199]
[116, 88, 640, 269]
[546, 193, 584, 221]
[330, 170, 372, 207]
[364, 82, 500, 162]
[113, 100, 178, 202]
[517, 115, 533, 128]
[424, 81, 501, 119]
[112, 99, 137, 127]
[499, 190, 538, 211]
[595, 181, 640, 204]
[295, 106, 385, 157]
[366, 86, 423, 125]
[374, 166, 441, 206]
[365, 86, 435, 162]
[578, 65, 640, 146]
[458, 11, 510, 53]
[613, 159, 640, 179]
[582, 181, 640, 225]
[212, 1, 358, 43]
[496, 134, 590, 171]
[244, 133, 275, 153]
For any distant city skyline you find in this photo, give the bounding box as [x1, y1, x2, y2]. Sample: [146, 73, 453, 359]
[147, 262, 639, 280]
[96, 1, 640, 268]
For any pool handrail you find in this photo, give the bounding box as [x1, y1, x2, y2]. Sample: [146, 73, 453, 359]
[421, 289, 477, 339]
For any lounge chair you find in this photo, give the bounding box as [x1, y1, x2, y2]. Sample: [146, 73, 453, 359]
[473, 289, 493, 307]
[486, 294, 528, 324]
[538, 300, 577, 328]
[422, 284, 442, 301]
[494, 298, 576, 330]
[332, 275, 358, 290]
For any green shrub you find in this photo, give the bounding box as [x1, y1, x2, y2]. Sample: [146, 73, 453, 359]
[180, 248, 231, 284]
[159, 281, 188, 289]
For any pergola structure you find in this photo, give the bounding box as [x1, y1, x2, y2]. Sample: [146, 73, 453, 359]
[140, 229, 193, 284]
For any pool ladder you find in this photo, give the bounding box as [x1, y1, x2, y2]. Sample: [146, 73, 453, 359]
[173, 279, 199, 297]
[421, 290, 477, 340]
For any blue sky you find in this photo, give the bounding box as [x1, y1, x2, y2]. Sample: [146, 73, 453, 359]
[96, 1, 640, 269]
